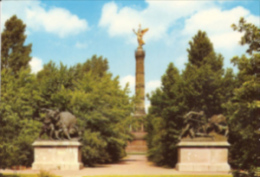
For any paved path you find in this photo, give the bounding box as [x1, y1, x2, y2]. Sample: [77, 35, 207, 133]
[0, 155, 231, 177]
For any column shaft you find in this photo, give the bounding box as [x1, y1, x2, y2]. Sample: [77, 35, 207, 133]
[135, 49, 145, 116]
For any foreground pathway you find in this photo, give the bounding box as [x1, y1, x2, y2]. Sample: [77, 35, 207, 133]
[1, 155, 231, 177]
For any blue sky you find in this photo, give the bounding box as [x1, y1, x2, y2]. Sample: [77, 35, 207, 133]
[1, 0, 259, 111]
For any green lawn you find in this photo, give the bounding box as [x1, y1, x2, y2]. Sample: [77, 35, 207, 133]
[83, 175, 232, 177]
[0, 173, 59, 177]
[0, 174, 37, 177]
[1, 174, 232, 177]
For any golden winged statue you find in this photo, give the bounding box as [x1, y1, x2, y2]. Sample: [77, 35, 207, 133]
[133, 24, 149, 49]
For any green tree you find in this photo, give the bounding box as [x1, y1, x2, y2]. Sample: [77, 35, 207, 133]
[231, 17, 260, 55]
[146, 63, 185, 167]
[1, 15, 32, 74]
[70, 72, 133, 165]
[183, 31, 225, 117]
[36, 61, 76, 111]
[0, 15, 133, 167]
[0, 68, 41, 168]
[226, 18, 260, 176]
[81, 55, 109, 78]
[0, 15, 133, 168]
[36, 55, 133, 166]
[0, 16, 40, 168]
[187, 30, 214, 67]
[146, 31, 234, 167]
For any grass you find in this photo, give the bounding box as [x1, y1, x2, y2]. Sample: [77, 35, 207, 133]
[83, 175, 232, 177]
[0, 174, 37, 177]
[0, 171, 59, 177]
[0, 175, 59, 177]
[1, 174, 232, 177]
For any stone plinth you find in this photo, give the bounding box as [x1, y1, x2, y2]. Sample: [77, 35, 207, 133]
[126, 132, 147, 154]
[176, 141, 230, 172]
[32, 140, 83, 170]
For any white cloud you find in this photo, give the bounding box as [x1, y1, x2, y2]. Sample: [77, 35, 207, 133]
[99, 1, 213, 43]
[182, 7, 259, 50]
[75, 42, 88, 49]
[146, 80, 161, 94]
[120, 75, 135, 94]
[29, 57, 43, 74]
[99, 1, 259, 56]
[1, 1, 88, 37]
[99, 2, 141, 37]
[26, 7, 88, 37]
[1, 1, 36, 30]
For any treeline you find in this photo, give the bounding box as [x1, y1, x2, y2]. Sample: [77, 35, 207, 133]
[146, 17, 260, 175]
[0, 16, 134, 168]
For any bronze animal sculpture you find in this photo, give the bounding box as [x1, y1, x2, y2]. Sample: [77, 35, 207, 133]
[54, 111, 80, 140]
[39, 108, 80, 140]
[207, 114, 229, 137]
[38, 109, 59, 139]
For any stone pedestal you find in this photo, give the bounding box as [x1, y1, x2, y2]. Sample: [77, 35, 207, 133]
[32, 140, 83, 170]
[176, 141, 230, 172]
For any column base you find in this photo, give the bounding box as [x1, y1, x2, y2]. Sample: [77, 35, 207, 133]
[126, 131, 147, 154]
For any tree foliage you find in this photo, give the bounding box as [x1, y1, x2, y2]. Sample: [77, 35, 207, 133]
[146, 31, 235, 167]
[0, 16, 133, 168]
[35, 56, 133, 166]
[0, 68, 41, 168]
[1, 15, 32, 74]
[231, 17, 260, 55]
[183, 31, 227, 117]
[0, 55, 133, 168]
[226, 18, 260, 175]
[0, 15, 38, 168]
[146, 18, 259, 171]
[187, 30, 214, 67]
[146, 63, 185, 166]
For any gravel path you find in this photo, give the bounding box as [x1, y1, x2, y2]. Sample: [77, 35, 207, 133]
[0, 155, 231, 177]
